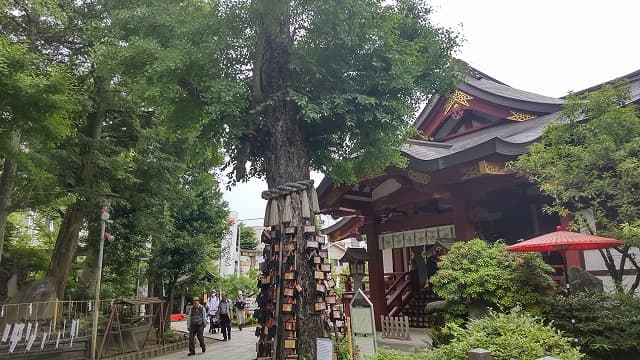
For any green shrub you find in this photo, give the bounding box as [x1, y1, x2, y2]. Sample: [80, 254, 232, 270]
[372, 310, 584, 360]
[430, 239, 555, 312]
[544, 291, 640, 359]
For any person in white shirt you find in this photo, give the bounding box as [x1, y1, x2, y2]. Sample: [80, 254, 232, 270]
[206, 290, 219, 334]
[234, 290, 247, 331]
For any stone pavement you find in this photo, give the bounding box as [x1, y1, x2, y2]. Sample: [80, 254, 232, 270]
[152, 321, 257, 360]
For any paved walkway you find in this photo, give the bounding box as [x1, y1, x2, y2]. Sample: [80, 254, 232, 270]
[152, 321, 257, 360]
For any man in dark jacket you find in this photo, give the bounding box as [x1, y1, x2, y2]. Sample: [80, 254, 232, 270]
[186, 297, 207, 356]
[218, 293, 233, 341]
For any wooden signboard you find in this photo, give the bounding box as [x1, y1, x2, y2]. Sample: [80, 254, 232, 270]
[349, 289, 377, 357]
[316, 338, 334, 360]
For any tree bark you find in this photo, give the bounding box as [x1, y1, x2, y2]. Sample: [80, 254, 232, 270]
[253, 1, 321, 358]
[0, 132, 19, 264]
[48, 201, 85, 300]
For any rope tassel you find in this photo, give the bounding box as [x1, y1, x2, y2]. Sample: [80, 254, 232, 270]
[262, 179, 320, 226]
[301, 190, 311, 219]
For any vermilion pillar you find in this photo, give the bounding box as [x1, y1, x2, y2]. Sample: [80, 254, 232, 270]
[452, 197, 476, 240]
[364, 220, 387, 330]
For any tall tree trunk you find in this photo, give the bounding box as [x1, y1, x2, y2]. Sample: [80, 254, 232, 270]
[0, 132, 19, 264]
[48, 201, 85, 300]
[253, 1, 321, 358]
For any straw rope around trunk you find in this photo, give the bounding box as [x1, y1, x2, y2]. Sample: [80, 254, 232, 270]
[261, 180, 320, 226]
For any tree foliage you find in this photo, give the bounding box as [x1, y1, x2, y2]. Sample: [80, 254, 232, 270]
[430, 239, 555, 312]
[545, 291, 640, 358]
[371, 310, 584, 360]
[513, 83, 640, 292]
[239, 222, 258, 250]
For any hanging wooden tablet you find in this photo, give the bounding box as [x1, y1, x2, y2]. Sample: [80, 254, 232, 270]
[285, 339, 296, 349]
[285, 226, 296, 235]
[314, 270, 325, 280]
[320, 263, 331, 272]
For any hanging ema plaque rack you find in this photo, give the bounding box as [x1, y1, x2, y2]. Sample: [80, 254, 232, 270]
[254, 180, 343, 360]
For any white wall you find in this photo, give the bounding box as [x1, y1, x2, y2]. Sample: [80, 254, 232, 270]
[583, 248, 640, 294]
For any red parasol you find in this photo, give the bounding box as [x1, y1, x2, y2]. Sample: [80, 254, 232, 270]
[507, 226, 623, 286]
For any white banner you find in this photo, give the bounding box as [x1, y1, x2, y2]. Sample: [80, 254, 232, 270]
[220, 211, 239, 277]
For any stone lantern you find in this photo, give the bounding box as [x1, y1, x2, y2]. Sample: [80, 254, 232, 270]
[339, 248, 369, 291]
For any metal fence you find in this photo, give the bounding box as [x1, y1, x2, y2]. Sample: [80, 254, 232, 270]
[0, 299, 114, 356]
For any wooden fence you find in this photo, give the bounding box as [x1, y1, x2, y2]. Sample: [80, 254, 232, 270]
[380, 315, 410, 340]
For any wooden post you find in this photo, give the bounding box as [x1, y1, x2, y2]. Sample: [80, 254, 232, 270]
[468, 348, 491, 360]
[363, 220, 386, 330]
[346, 316, 353, 360]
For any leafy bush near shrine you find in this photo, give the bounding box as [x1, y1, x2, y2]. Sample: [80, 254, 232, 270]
[430, 239, 555, 312]
[371, 310, 584, 360]
[544, 291, 640, 359]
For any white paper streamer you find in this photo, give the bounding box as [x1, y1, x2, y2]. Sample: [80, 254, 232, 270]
[55, 330, 61, 349]
[8, 337, 18, 353]
[25, 322, 32, 342]
[40, 332, 49, 351]
[1, 324, 11, 342]
[1, 305, 4, 317]
[74, 320, 79, 337]
[69, 319, 76, 347]
[62, 319, 66, 338]
[8, 323, 18, 342]
[25, 333, 36, 351]
[40, 331, 48, 350]
[9, 323, 24, 353]
[15, 323, 24, 342]
[28, 303, 32, 317]
[88, 301, 92, 312]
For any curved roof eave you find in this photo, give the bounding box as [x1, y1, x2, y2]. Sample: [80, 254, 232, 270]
[459, 80, 564, 114]
[403, 137, 534, 172]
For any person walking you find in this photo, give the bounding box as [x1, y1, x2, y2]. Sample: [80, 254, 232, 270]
[206, 290, 219, 334]
[186, 297, 207, 356]
[234, 290, 247, 331]
[218, 292, 233, 341]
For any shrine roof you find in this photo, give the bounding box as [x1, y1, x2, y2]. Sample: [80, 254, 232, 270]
[403, 111, 561, 171]
[317, 65, 640, 200]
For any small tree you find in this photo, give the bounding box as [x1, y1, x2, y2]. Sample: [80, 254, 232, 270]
[238, 223, 258, 250]
[430, 239, 555, 312]
[513, 83, 640, 292]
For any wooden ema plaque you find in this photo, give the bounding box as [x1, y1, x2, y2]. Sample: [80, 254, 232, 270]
[314, 270, 325, 280]
[320, 263, 331, 272]
[285, 339, 296, 349]
[283, 287, 294, 297]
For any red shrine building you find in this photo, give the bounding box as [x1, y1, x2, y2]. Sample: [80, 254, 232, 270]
[318, 66, 640, 329]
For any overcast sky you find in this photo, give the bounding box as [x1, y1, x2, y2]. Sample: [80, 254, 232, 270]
[223, 0, 640, 225]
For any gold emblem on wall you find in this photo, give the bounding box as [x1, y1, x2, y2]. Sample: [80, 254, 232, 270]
[507, 111, 537, 122]
[407, 170, 431, 184]
[444, 90, 473, 114]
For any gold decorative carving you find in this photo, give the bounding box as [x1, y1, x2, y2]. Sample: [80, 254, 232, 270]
[407, 170, 431, 185]
[507, 111, 537, 122]
[444, 90, 473, 114]
[478, 160, 512, 175]
[461, 161, 511, 180]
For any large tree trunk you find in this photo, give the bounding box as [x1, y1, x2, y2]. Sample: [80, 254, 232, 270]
[0, 132, 20, 263]
[48, 201, 86, 299]
[253, 1, 322, 358]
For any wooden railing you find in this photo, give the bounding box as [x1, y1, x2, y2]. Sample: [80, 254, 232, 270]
[384, 271, 417, 317]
